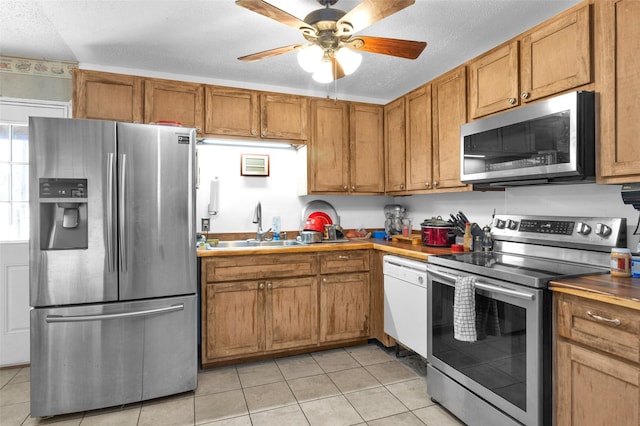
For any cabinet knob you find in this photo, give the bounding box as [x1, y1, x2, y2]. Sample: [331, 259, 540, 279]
[259, 282, 265, 290]
[400, 184, 405, 190]
[433, 181, 438, 187]
[251, 129, 257, 136]
[261, 131, 267, 137]
[520, 92, 530, 100]
[508, 97, 517, 105]
[351, 186, 355, 191]
[267, 282, 272, 289]
[343, 185, 348, 191]
[425, 182, 430, 188]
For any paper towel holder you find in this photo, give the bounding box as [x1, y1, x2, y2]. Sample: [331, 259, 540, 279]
[208, 177, 219, 215]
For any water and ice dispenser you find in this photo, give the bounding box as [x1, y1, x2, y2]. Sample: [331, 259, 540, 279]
[39, 178, 88, 250]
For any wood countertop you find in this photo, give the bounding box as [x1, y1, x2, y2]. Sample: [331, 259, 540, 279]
[197, 238, 453, 260]
[550, 274, 640, 311]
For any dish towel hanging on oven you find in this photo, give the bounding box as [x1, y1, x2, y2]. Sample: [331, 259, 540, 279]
[454, 275, 477, 342]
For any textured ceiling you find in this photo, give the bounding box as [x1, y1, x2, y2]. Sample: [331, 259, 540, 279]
[1, 0, 581, 103]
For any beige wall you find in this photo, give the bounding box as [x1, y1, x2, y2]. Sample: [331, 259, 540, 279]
[0, 73, 72, 102]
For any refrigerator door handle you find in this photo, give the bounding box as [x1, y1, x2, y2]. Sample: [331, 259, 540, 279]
[118, 153, 127, 273]
[45, 303, 184, 323]
[106, 153, 115, 272]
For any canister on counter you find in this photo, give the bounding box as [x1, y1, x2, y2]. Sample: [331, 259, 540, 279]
[632, 256, 640, 278]
[610, 248, 632, 277]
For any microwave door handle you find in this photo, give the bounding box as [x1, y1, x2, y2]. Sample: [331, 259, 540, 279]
[45, 303, 184, 323]
[106, 153, 115, 272]
[118, 154, 127, 273]
[428, 268, 535, 301]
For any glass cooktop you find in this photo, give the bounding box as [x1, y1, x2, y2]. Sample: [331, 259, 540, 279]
[427, 251, 608, 288]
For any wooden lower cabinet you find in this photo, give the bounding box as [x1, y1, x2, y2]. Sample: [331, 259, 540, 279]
[554, 292, 640, 426]
[319, 251, 370, 343]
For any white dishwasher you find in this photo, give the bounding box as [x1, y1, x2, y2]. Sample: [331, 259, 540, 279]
[383, 255, 428, 358]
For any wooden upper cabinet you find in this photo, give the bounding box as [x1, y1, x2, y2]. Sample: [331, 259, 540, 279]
[144, 79, 203, 132]
[309, 99, 350, 193]
[203, 86, 259, 138]
[349, 103, 384, 194]
[596, 0, 640, 183]
[469, 3, 592, 119]
[73, 69, 143, 122]
[260, 93, 308, 141]
[520, 3, 591, 102]
[432, 66, 470, 191]
[384, 97, 406, 193]
[468, 42, 520, 119]
[405, 85, 433, 192]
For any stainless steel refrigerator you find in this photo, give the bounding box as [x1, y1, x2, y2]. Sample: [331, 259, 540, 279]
[28, 117, 197, 418]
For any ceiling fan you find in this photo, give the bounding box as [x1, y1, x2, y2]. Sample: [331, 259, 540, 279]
[235, 0, 427, 83]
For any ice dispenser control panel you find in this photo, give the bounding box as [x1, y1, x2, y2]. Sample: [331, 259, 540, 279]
[39, 178, 87, 198]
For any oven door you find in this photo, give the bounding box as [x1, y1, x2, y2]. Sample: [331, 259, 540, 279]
[427, 264, 549, 426]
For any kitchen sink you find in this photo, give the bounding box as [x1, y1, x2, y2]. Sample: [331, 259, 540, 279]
[206, 239, 305, 249]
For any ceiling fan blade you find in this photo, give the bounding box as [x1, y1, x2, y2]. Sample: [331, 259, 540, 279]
[352, 36, 426, 59]
[238, 44, 305, 62]
[331, 57, 346, 80]
[235, 0, 315, 35]
[336, 0, 415, 36]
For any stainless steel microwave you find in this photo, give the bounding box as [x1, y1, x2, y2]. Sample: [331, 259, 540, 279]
[460, 91, 595, 186]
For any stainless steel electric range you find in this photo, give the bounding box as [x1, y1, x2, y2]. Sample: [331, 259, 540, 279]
[426, 214, 627, 426]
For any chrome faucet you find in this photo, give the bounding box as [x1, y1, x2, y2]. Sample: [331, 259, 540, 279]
[252, 201, 271, 241]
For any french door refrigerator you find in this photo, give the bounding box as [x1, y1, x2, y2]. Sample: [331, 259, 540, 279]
[28, 117, 197, 418]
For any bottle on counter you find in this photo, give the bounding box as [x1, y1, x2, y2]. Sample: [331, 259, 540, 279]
[482, 226, 493, 253]
[463, 222, 472, 252]
[611, 247, 632, 277]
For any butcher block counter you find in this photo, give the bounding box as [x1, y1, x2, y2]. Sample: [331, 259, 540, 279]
[550, 273, 640, 311]
[197, 237, 453, 260]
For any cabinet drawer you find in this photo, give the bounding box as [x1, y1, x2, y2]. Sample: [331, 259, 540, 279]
[556, 293, 640, 363]
[204, 254, 317, 283]
[319, 251, 370, 274]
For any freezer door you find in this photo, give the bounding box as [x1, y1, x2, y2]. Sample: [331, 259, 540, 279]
[30, 295, 197, 417]
[117, 123, 196, 300]
[29, 117, 118, 306]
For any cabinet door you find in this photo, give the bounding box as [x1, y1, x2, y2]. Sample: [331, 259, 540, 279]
[597, 0, 640, 182]
[204, 86, 259, 138]
[468, 41, 519, 119]
[432, 66, 470, 191]
[320, 272, 370, 342]
[144, 79, 203, 131]
[73, 69, 143, 122]
[384, 97, 406, 193]
[265, 277, 318, 351]
[309, 99, 349, 193]
[520, 4, 591, 103]
[204, 281, 264, 360]
[261, 93, 308, 140]
[349, 103, 384, 194]
[556, 340, 640, 426]
[405, 85, 433, 192]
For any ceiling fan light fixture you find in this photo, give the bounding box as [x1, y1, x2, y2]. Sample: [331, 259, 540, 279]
[335, 47, 361, 75]
[297, 44, 324, 72]
[312, 58, 334, 83]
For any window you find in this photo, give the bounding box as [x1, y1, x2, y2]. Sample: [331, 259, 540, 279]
[0, 123, 29, 241]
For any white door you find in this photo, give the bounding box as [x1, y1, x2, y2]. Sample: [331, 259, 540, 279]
[0, 98, 70, 366]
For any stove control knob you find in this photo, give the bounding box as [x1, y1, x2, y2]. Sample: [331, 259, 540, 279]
[495, 219, 506, 229]
[507, 219, 518, 230]
[595, 223, 612, 237]
[576, 222, 591, 235]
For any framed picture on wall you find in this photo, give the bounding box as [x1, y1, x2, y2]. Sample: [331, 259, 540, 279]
[241, 154, 270, 176]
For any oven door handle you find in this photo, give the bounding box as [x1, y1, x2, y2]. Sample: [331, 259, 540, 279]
[428, 268, 536, 301]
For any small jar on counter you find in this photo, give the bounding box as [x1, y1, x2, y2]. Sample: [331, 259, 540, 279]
[610, 248, 632, 277]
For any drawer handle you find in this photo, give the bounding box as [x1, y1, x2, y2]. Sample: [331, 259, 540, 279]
[586, 311, 621, 326]
[338, 255, 350, 260]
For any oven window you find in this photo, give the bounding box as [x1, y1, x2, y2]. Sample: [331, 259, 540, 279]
[431, 282, 527, 410]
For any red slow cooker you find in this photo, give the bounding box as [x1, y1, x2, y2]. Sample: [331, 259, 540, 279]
[421, 217, 456, 247]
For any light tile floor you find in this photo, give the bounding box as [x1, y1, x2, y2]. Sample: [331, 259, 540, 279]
[0, 343, 464, 425]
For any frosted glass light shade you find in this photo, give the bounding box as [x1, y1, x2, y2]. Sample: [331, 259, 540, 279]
[297, 45, 323, 72]
[312, 59, 334, 83]
[335, 48, 362, 75]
